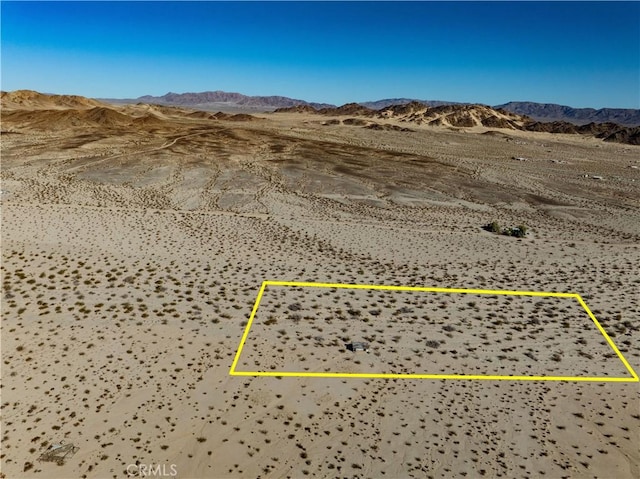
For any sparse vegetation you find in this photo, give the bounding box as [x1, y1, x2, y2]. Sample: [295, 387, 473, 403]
[1, 88, 637, 479]
[483, 221, 528, 238]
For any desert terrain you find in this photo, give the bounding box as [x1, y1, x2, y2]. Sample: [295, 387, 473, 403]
[1, 91, 639, 478]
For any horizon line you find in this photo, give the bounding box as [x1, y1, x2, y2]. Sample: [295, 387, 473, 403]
[5, 88, 638, 112]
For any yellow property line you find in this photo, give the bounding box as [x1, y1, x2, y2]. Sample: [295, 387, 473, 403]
[229, 281, 639, 382]
[575, 295, 639, 381]
[263, 280, 578, 298]
[229, 281, 268, 374]
[230, 371, 636, 382]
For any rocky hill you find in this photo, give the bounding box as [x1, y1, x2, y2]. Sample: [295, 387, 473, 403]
[316, 103, 376, 116]
[494, 101, 640, 127]
[1, 91, 259, 131]
[3, 90, 637, 144]
[280, 101, 527, 129]
[97, 90, 640, 125]
[275, 100, 640, 145]
[2, 106, 134, 129]
[377, 103, 525, 129]
[275, 103, 376, 116]
[359, 98, 464, 109]
[524, 120, 640, 145]
[0, 90, 105, 110]
[359, 98, 640, 126]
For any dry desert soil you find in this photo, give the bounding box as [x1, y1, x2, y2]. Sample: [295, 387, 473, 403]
[1, 98, 639, 478]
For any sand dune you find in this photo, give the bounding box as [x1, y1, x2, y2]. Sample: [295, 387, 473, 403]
[1, 95, 639, 478]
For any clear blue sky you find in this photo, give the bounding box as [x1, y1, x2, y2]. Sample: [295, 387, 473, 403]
[2, 1, 638, 108]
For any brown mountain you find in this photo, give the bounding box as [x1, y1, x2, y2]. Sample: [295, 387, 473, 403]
[316, 103, 376, 116]
[495, 101, 640, 127]
[596, 126, 640, 145]
[213, 112, 259, 122]
[359, 98, 465, 109]
[273, 104, 318, 114]
[523, 121, 579, 134]
[274, 99, 639, 145]
[106, 91, 334, 111]
[186, 110, 218, 120]
[1, 90, 105, 110]
[2, 107, 135, 129]
[3, 90, 637, 145]
[280, 101, 525, 129]
[519, 120, 640, 144]
[98, 90, 640, 125]
[278, 103, 379, 116]
[376, 103, 526, 129]
[377, 101, 432, 116]
[360, 98, 640, 126]
[1, 90, 263, 131]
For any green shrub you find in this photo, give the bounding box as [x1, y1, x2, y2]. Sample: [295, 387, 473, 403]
[516, 224, 528, 237]
[483, 221, 501, 233]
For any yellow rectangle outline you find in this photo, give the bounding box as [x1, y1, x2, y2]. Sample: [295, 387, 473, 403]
[230, 281, 639, 382]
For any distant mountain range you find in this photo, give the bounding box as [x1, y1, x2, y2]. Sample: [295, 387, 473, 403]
[358, 98, 466, 109]
[3, 90, 638, 145]
[494, 102, 640, 127]
[99, 91, 639, 126]
[360, 99, 640, 127]
[101, 91, 334, 111]
[0, 90, 263, 130]
[274, 101, 640, 145]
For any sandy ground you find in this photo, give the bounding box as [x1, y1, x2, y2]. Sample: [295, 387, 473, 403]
[1, 107, 639, 478]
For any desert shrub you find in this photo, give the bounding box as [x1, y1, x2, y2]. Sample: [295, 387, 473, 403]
[484, 222, 528, 237]
[483, 221, 501, 233]
[503, 225, 528, 237]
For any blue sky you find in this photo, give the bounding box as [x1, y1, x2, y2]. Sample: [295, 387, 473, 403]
[1, 1, 638, 108]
